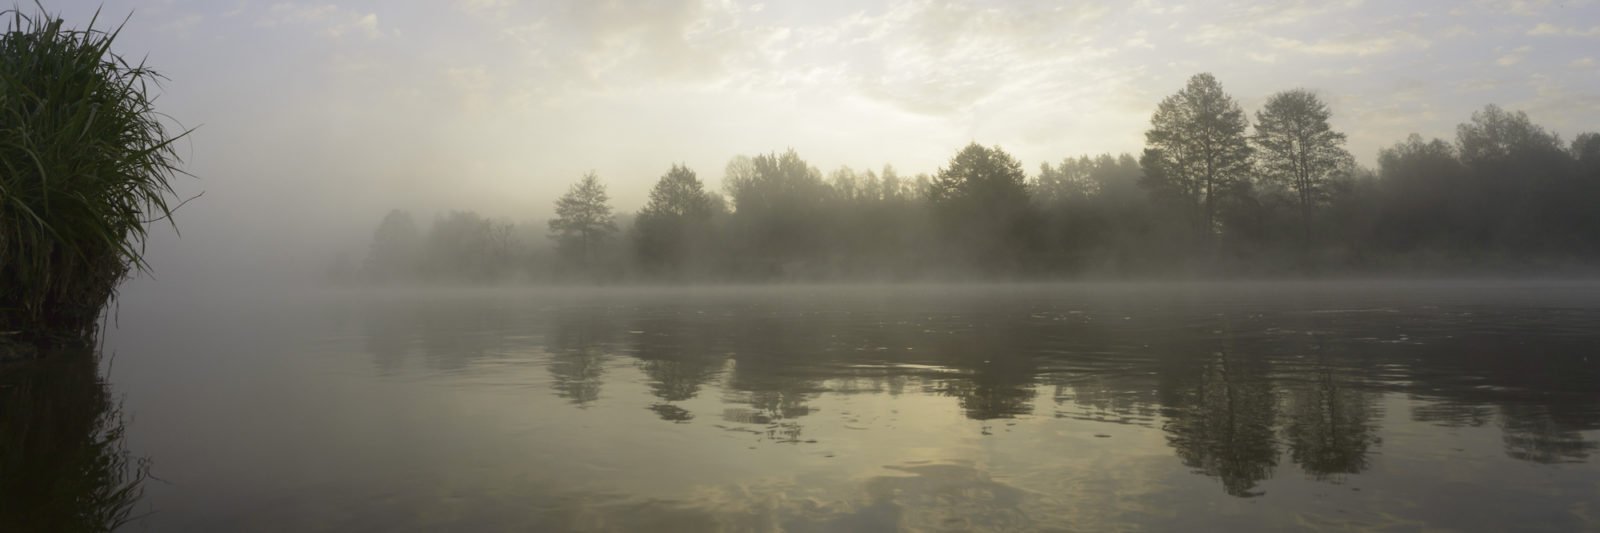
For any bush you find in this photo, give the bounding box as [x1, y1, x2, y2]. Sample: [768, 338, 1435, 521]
[0, 6, 188, 350]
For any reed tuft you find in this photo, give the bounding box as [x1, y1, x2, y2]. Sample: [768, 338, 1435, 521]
[0, 4, 190, 351]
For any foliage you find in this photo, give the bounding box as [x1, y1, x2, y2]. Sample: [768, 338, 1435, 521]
[723, 149, 833, 276]
[0, 7, 188, 347]
[1252, 89, 1351, 245]
[1142, 73, 1253, 237]
[364, 209, 420, 280]
[548, 172, 617, 267]
[633, 164, 721, 274]
[348, 75, 1600, 282]
[931, 143, 1035, 270]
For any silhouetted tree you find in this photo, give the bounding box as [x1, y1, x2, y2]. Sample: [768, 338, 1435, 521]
[1573, 132, 1600, 165]
[633, 164, 722, 276]
[364, 209, 420, 280]
[345, 89, 1600, 280]
[424, 210, 501, 281]
[723, 150, 833, 277]
[825, 164, 931, 276]
[1253, 89, 1351, 247]
[1142, 73, 1254, 240]
[931, 143, 1035, 271]
[1456, 105, 1575, 251]
[1374, 135, 1471, 251]
[548, 172, 618, 269]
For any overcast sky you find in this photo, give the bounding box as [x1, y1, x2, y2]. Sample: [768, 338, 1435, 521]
[50, 0, 1600, 282]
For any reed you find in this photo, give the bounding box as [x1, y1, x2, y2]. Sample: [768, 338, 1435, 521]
[0, 5, 188, 352]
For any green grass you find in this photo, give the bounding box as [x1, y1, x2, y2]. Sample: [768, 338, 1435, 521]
[0, 4, 189, 349]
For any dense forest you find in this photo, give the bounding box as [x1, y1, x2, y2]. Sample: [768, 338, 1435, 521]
[347, 73, 1600, 283]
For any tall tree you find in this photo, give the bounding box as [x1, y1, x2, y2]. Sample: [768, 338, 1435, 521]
[1455, 105, 1570, 249]
[1374, 134, 1470, 249]
[634, 164, 719, 272]
[931, 143, 1034, 268]
[548, 172, 617, 267]
[722, 150, 832, 275]
[1142, 73, 1254, 238]
[364, 209, 420, 280]
[641, 164, 716, 219]
[1573, 132, 1600, 166]
[1456, 104, 1564, 169]
[1252, 89, 1351, 247]
[426, 210, 498, 280]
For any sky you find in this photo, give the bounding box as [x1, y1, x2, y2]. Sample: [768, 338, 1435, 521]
[46, 0, 1600, 282]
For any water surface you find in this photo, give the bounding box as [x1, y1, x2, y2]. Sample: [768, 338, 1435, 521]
[59, 282, 1600, 530]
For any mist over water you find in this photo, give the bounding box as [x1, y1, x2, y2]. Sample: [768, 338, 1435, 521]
[7, 1, 1600, 531]
[74, 282, 1598, 530]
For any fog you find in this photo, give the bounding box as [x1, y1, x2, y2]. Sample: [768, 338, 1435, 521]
[12, 4, 1600, 530]
[44, 0, 1600, 292]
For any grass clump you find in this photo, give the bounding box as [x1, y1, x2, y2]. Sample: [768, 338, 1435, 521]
[0, 5, 189, 352]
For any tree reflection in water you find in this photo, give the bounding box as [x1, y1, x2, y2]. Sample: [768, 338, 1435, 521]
[545, 306, 619, 407]
[354, 289, 1600, 499]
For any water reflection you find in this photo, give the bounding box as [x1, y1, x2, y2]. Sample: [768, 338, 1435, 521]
[1281, 365, 1382, 480]
[629, 306, 726, 422]
[547, 307, 619, 407]
[1160, 346, 1279, 497]
[354, 287, 1600, 500]
[0, 354, 148, 531]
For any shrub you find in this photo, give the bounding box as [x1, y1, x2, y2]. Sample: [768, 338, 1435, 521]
[0, 6, 189, 350]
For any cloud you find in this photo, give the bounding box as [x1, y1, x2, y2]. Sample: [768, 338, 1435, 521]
[444, 66, 497, 112]
[265, 3, 338, 24]
[1574, 57, 1597, 67]
[1518, 74, 1600, 123]
[327, 13, 381, 39]
[456, 0, 513, 17]
[1437, 25, 1476, 38]
[1124, 30, 1154, 49]
[159, 13, 204, 34]
[1234, 0, 1369, 27]
[818, 1, 1117, 116]
[1477, 0, 1558, 16]
[1267, 31, 1430, 56]
[1496, 45, 1532, 66]
[1526, 23, 1600, 37]
[263, 3, 383, 40]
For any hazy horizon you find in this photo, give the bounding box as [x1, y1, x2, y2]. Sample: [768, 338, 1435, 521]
[9, 4, 1600, 529]
[44, 0, 1600, 285]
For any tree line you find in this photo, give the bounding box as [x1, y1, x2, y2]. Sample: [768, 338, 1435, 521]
[352, 73, 1600, 283]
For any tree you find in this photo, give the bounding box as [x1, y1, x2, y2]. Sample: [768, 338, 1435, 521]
[364, 209, 421, 280]
[1252, 89, 1351, 247]
[1033, 155, 1100, 205]
[1456, 105, 1563, 169]
[931, 143, 1030, 204]
[1573, 132, 1600, 166]
[425, 210, 497, 280]
[1142, 73, 1254, 239]
[634, 165, 720, 273]
[931, 143, 1035, 269]
[1374, 135, 1470, 249]
[722, 150, 833, 276]
[724, 149, 831, 215]
[1455, 105, 1572, 249]
[641, 164, 717, 219]
[548, 172, 617, 267]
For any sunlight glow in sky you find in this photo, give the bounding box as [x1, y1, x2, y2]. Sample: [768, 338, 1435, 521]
[53, 0, 1600, 279]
